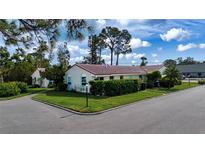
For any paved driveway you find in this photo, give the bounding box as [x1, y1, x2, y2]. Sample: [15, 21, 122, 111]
[1, 86, 205, 134]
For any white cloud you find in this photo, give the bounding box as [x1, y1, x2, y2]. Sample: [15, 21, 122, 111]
[154, 59, 160, 63]
[116, 19, 130, 26]
[119, 54, 124, 59]
[70, 56, 84, 64]
[160, 28, 190, 42]
[157, 47, 163, 51]
[125, 53, 145, 60]
[130, 38, 151, 49]
[151, 53, 158, 58]
[96, 19, 106, 29]
[101, 54, 111, 61]
[177, 42, 205, 51]
[177, 43, 197, 51]
[67, 45, 88, 56]
[199, 43, 205, 49]
[131, 60, 136, 64]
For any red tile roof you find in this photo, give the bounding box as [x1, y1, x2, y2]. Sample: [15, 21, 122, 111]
[75, 64, 164, 75]
[141, 65, 164, 73]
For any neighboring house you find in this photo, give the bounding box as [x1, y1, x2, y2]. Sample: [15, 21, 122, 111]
[64, 64, 165, 93]
[31, 68, 49, 88]
[177, 64, 205, 78]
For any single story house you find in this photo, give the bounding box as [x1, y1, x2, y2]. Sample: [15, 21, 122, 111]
[64, 64, 165, 93]
[31, 68, 49, 88]
[176, 64, 205, 78]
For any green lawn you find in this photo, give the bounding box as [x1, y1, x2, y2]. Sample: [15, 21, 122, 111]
[0, 88, 47, 101]
[32, 82, 199, 113]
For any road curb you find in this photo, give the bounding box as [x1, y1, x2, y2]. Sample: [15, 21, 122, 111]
[32, 97, 138, 115]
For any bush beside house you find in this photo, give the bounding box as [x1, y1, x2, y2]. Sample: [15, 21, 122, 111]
[0, 82, 28, 97]
[146, 71, 161, 88]
[89, 79, 139, 96]
[16, 82, 28, 93]
[159, 79, 174, 88]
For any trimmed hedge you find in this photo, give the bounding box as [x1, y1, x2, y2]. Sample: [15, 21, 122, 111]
[0, 82, 20, 97]
[89, 79, 139, 96]
[159, 79, 174, 88]
[198, 80, 205, 85]
[146, 80, 154, 89]
[139, 82, 146, 91]
[89, 80, 104, 96]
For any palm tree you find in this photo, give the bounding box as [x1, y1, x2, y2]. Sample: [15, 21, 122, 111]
[163, 65, 181, 89]
[140, 56, 148, 66]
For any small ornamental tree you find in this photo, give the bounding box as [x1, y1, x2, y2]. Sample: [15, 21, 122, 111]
[163, 64, 181, 89]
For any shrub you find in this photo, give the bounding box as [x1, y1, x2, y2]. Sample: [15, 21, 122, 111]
[48, 83, 55, 88]
[89, 79, 139, 96]
[139, 82, 146, 91]
[16, 82, 28, 93]
[175, 80, 182, 85]
[56, 82, 67, 91]
[147, 71, 161, 81]
[0, 82, 20, 97]
[32, 84, 41, 88]
[146, 80, 154, 89]
[138, 79, 146, 91]
[89, 80, 104, 96]
[198, 80, 205, 85]
[154, 81, 160, 87]
[159, 79, 174, 88]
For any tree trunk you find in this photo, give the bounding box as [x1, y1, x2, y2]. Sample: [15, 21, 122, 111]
[99, 49, 102, 64]
[0, 75, 3, 83]
[111, 50, 113, 65]
[116, 53, 119, 65]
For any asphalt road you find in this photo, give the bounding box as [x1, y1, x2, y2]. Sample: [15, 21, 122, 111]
[1, 86, 205, 134]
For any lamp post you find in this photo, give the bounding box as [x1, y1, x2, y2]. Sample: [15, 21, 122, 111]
[188, 74, 191, 85]
[85, 84, 89, 107]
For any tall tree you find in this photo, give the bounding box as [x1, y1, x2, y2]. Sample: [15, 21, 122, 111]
[163, 59, 177, 67]
[115, 29, 132, 65]
[96, 35, 106, 64]
[100, 27, 121, 65]
[32, 41, 49, 68]
[57, 42, 70, 69]
[0, 46, 11, 82]
[140, 56, 148, 66]
[83, 35, 105, 64]
[0, 19, 92, 52]
[177, 57, 200, 65]
[0, 19, 93, 85]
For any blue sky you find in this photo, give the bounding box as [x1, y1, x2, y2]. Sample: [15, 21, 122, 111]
[2, 19, 205, 65]
[67, 19, 205, 65]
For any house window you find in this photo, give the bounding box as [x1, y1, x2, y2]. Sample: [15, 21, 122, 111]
[67, 77, 71, 85]
[139, 75, 142, 79]
[120, 76, 123, 79]
[95, 77, 104, 81]
[33, 77, 36, 84]
[81, 77, 87, 86]
[110, 76, 114, 80]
